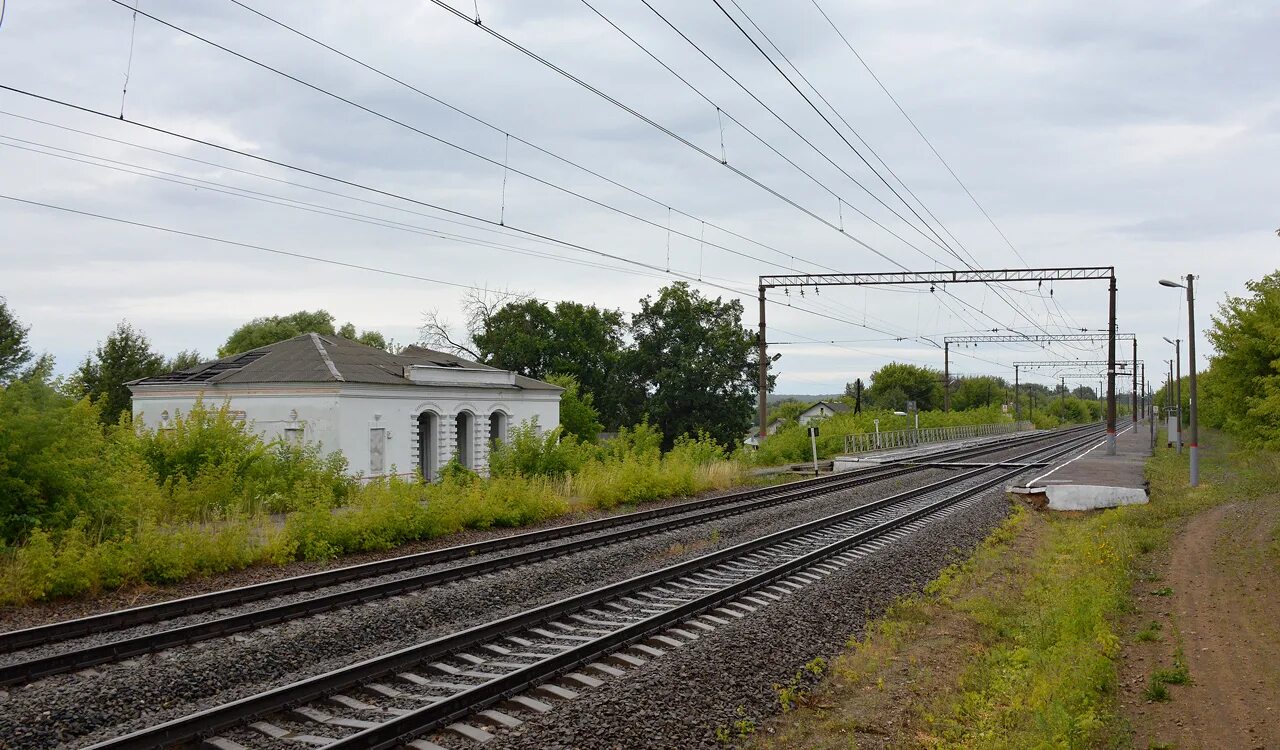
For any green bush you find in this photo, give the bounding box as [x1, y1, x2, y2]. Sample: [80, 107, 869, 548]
[488, 421, 590, 478]
[755, 406, 1015, 465]
[0, 383, 748, 603]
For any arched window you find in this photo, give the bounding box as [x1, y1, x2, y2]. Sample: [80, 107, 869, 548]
[417, 412, 439, 481]
[455, 411, 474, 469]
[489, 411, 508, 450]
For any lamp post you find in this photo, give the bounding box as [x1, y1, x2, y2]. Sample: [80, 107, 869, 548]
[1163, 336, 1182, 453]
[1160, 276, 1199, 487]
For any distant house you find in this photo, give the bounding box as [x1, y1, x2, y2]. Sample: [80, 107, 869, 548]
[797, 400, 850, 425]
[128, 334, 562, 479]
[743, 418, 785, 448]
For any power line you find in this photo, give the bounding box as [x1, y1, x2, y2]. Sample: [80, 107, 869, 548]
[0, 91, 919, 343]
[427, 0, 916, 273]
[0, 109, 586, 253]
[0, 193, 572, 301]
[0, 136, 695, 283]
[225, 0, 823, 275]
[0, 83, 760, 299]
[709, 0, 966, 265]
[710, 0, 1068, 341]
[809, 0, 1030, 267]
[104, 0, 802, 274]
[629, 0, 961, 269]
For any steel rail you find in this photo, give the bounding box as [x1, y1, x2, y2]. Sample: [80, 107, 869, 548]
[0, 426, 1088, 685]
[334, 430, 1100, 749]
[0, 422, 1080, 655]
[0, 428, 1049, 655]
[85, 426, 1103, 750]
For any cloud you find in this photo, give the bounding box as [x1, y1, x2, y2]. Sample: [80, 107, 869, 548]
[1, 0, 1276, 393]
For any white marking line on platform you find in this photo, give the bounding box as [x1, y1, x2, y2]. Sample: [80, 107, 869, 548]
[1026, 424, 1134, 488]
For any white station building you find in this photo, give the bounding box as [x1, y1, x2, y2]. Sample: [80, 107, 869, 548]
[128, 334, 562, 479]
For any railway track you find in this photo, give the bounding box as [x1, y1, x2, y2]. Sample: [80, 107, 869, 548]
[0, 423, 1096, 687]
[79, 423, 1105, 750]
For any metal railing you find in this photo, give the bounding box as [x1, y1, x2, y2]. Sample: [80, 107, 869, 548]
[843, 420, 1034, 454]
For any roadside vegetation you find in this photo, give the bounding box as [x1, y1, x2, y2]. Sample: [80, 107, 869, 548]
[0, 388, 746, 604]
[751, 438, 1254, 749]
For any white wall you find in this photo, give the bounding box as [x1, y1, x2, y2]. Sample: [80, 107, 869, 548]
[131, 383, 560, 478]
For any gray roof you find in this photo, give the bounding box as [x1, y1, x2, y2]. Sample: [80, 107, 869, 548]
[128, 334, 561, 391]
[803, 400, 851, 414]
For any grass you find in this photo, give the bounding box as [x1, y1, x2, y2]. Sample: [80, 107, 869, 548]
[1135, 621, 1163, 642]
[0, 430, 752, 604]
[750, 429, 1268, 750]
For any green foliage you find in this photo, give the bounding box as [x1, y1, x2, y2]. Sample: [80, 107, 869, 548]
[755, 406, 1013, 465]
[473, 299, 630, 428]
[166, 349, 204, 372]
[866, 361, 944, 412]
[219, 310, 388, 357]
[921, 432, 1264, 748]
[629, 282, 767, 448]
[1202, 269, 1280, 446]
[136, 400, 350, 517]
[489, 422, 586, 478]
[1143, 678, 1170, 702]
[769, 399, 812, 426]
[0, 296, 33, 384]
[75, 320, 166, 425]
[0, 376, 153, 543]
[0, 391, 748, 603]
[545, 374, 603, 442]
[949, 375, 1009, 411]
[1135, 621, 1162, 642]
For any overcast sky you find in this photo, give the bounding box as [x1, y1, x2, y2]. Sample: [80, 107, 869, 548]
[1, 0, 1276, 395]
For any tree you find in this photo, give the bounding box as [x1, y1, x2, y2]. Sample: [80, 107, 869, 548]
[950, 375, 1008, 411]
[336, 323, 393, 352]
[1203, 269, 1280, 445]
[628, 282, 768, 448]
[866, 362, 944, 411]
[220, 310, 389, 357]
[545, 374, 603, 442]
[424, 292, 631, 428]
[844, 378, 865, 413]
[166, 350, 204, 372]
[76, 321, 165, 424]
[0, 296, 33, 385]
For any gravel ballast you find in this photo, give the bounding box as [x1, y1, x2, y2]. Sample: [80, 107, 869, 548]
[0, 471, 953, 749]
[483, 488, 1014, 750]
[0, 431, 1076, 749]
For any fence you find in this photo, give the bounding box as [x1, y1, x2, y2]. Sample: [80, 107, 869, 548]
[842, 420, 1034, 454]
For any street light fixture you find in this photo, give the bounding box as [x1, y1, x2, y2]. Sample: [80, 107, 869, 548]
[1157, 275, 1199, 487]
[1162, 337, 1183, 453]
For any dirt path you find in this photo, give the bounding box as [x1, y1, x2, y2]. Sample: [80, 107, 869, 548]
[1122, 502, 1280, 749]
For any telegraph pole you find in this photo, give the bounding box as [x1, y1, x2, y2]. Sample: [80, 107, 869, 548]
[1106, 275, 1118, 454]
[1132, 338, 1139, 424]
[943, 341, 951, 412]
[1014, 364, 1020, 420]
[757, 285, 768, 438]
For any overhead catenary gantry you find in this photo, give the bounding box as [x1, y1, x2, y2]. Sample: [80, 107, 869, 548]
[1010, 358, 1143, 422]
[943, 332, 1140, 423]
[758, 266, 1130, 454]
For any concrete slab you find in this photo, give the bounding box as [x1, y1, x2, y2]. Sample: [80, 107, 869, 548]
[1013, 424, 1152, 510]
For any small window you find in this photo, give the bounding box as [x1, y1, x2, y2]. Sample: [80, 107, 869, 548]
[370, 428, 387, 474]
[284, 427, 304, 444]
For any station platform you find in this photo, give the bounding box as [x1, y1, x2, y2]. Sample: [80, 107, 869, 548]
[1011, 422, 1152, 510]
